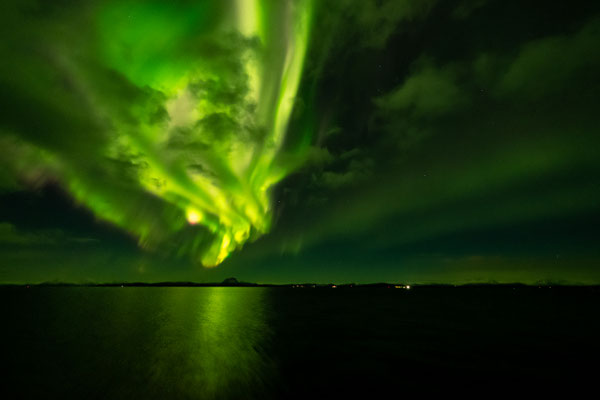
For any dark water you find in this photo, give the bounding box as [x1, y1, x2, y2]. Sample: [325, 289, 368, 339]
[3, 287, 600, 398]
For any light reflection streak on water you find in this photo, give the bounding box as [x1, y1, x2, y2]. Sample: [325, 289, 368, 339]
[149, 287, 275, 399]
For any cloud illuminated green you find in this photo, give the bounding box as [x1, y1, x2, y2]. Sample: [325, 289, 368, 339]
[0, 0, 315, 266]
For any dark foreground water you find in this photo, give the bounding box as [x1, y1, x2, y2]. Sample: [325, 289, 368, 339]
[3, 286, 600, 398]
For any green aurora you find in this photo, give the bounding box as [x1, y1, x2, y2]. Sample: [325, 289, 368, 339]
[2, 0, 316, 267]
[1, 0, 599, 284]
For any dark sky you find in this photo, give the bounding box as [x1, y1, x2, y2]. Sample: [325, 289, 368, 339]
[1, 0, 599, 284]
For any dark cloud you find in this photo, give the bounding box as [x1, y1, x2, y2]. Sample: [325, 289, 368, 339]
[312, 157, 374, 190]
[451, 0, 488, 19]
[495, 18, 600, 99]
[374, 61, 466, 117]
[312, 0, 438, 51]
[0, 222, 100, 246]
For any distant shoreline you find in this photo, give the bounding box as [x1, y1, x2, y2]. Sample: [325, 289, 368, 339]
[2, 282, 599, 289]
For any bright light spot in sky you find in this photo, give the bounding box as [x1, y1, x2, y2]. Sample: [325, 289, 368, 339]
[187, 210, 201, 225]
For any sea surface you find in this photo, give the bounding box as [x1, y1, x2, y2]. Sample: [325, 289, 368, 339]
[3, 286, 599, 398]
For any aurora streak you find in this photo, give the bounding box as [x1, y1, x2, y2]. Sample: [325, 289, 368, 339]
[2, 0, 315, 266]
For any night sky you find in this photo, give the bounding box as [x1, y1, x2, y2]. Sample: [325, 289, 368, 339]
[1, 0, 599, 284]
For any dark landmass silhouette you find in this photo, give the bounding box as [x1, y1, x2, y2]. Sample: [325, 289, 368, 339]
[1, 280, 599, 289]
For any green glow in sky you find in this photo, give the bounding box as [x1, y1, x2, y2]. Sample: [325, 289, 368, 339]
[43, 0, 314, 266]
[1, 1, 599, 284]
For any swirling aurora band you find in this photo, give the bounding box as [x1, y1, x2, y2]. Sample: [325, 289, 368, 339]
[11, 0, 315, 267]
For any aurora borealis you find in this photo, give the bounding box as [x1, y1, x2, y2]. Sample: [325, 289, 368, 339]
[1, 0, 600, 283]
[2, 0, 316, 267]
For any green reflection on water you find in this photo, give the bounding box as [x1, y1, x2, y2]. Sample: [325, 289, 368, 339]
[146, 287, 275, 399]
